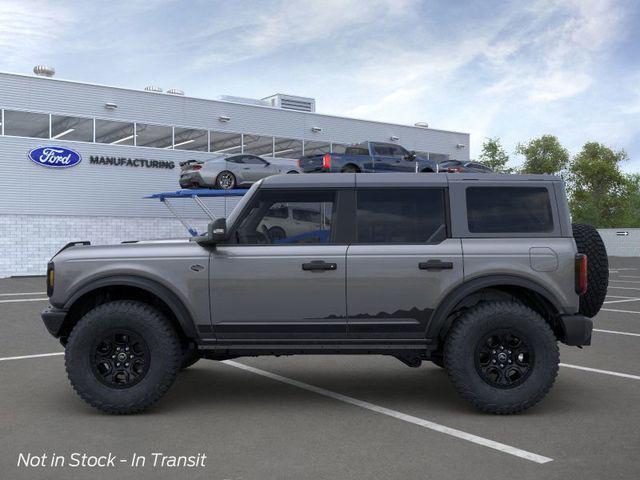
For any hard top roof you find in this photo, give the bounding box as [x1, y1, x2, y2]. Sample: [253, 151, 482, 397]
[259, 172, 561, 188]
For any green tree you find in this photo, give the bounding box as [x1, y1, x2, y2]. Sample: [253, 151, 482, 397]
[516, 135, 569, 175]
[568, 142, 635, 227]
[478, 137, 513, 173]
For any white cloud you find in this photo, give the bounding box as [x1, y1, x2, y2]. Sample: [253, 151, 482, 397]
[0, 0, 74, 69]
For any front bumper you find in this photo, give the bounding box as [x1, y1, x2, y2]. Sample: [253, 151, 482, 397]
[558, 314, 593, 346]
[42, 306, 68, 338]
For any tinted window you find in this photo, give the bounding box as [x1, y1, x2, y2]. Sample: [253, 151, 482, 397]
[211, 131, 242, 154]
[243, 135, 273, 156]
[356, 189, 447, 244]
[174, 127, 208, 151]
[304, 140, 331, 156]
[466, 187, 553, 233]
[4, 110, 49, 138]
[136, 123, 172, 148]
[273, 137, 303, 158]
[236, 190, 335, 244]
[51, 115, 93, 142]
[95, 119, 134, 145]
[345, 146, 369, 156]
[242, 155, 267, 165]
[227, 156, 244, 164]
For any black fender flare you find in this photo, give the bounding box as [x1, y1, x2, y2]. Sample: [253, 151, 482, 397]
[426, 274, 565, 340]
[63, 275, 198, 338]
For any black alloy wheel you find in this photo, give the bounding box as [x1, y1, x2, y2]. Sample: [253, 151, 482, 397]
[92, 330, 150, 388]
[474, 330, 533, 388]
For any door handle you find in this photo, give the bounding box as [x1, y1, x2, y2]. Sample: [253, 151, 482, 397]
[419, 260, 453, 270]
[302, 260, 337, 271]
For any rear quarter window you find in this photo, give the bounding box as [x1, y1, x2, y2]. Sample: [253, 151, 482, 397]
[466, 187, 554, 233]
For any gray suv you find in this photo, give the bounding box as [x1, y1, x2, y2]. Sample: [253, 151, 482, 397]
[42, 173, 608, 414]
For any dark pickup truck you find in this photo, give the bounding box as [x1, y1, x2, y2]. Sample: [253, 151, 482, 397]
[298, 141, 439, 173]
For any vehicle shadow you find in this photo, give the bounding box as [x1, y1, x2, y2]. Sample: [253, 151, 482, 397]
[158, 360, 474, 415]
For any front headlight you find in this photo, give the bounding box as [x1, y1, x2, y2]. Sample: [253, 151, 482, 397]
[46, 262, 54, 297]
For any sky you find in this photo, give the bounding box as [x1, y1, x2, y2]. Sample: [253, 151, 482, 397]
[1, 0, 639, 170]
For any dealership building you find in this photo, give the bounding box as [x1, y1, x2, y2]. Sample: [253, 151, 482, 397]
[0, 69, 470, 278]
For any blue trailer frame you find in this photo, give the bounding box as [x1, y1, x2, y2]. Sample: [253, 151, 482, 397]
[145, 189, 246, 236]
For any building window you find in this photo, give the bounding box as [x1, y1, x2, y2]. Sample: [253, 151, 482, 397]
[243, 134, 274, 156]
[135, 123, 172, 149]
[51, 115, 93, 142]
[95, 119, 135, 145]
[331, 143, 348, 154]
[273, 137, 303, 158]
[3, 110, 49, 138]
[211, 131, 242, 154]
[173, 127, 208, 151]
[303, 140, 331, 156]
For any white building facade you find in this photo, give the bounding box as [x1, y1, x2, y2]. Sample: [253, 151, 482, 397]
[0, 71, 470, 277]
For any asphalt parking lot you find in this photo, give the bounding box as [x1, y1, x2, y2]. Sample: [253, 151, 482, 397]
[1, 258, 639, 480]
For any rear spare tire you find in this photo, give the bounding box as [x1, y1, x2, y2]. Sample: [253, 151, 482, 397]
[572, 223, 608, 317]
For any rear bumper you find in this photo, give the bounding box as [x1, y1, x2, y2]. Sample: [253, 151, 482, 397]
[42, 306, 68, 338]
[558, 314, 593, 346]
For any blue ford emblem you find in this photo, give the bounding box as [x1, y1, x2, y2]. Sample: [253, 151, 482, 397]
[28, 146, 82, 168]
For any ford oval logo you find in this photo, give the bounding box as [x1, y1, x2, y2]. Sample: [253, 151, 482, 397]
[28, 146, 82, 168]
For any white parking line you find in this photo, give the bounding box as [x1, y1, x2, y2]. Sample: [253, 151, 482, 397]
[603, 297, 640, 305]
[223, 360, 553, 464]
[560, 363, 640, 381]
[607, 285, 640, 292]
[0, 298, 49, 304]
[617, 275, 640, 279]
[601, 308, 640, 315]
[0, 352, 63, 362]
[593, 328, 640, 337]
[609, 280, 640, 285]
[0, 292, 46, 296]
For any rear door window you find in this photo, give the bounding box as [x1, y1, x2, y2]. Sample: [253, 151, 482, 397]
[355, 189, 447, 244]
[466, 187, 553, 233]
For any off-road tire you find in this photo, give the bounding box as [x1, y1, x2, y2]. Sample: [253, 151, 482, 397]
[65, 300, 181, 414]
[180, 342, 200, 370]
[444, 301, 559, 414]
[572, 223, 608, 317]
[430, 351, 444, 368]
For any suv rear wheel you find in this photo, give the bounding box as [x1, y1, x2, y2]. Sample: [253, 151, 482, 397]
[65, 300, 181, 414]
[443, 301, 559, 414]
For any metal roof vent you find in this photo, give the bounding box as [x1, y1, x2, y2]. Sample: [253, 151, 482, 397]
[414, 122, 429, 128]
[262, 94, 316, 112]
[167, 88, 185, 96]
[33, 65, 55, 77]
[144, 85, 163, 93]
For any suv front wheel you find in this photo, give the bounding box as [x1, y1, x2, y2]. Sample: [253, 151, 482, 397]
[443, 301, 559, 414]
[65, 300, 182, 414]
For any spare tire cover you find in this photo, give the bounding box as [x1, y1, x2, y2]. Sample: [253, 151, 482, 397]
[572, 223, 609, 317]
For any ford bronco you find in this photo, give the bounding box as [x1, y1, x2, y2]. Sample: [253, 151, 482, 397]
[42, 173, 608, 414]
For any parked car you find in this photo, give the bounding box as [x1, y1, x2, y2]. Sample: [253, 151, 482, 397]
[298, 141, 438, 173]
[179, 154, 300, 190]
[43, 173, 609, 415]
[439, 160, 493, 173]
[262, 204, 332, 243]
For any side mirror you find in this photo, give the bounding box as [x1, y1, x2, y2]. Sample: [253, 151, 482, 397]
[405, 151, 416, 161]
[195, 218, 227, 246]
